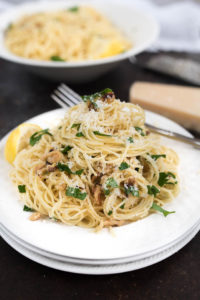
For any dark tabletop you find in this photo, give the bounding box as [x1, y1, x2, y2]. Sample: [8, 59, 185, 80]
[0, 52, 199, 300]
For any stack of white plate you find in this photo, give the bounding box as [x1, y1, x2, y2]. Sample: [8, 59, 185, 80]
[0, 109, 200, 275]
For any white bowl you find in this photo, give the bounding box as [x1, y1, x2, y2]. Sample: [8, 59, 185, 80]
[0, 0, 159, 83]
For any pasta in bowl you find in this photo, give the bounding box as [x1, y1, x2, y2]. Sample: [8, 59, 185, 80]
[7, 89, 179, 231]
[0, 1, 159, 82]
[5, 6, 131, 62]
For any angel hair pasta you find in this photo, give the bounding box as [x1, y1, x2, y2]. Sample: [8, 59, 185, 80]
[5, 6, 131, 62]
[11, 89, 179, 230]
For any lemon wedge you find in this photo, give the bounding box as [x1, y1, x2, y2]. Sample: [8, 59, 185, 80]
[4, 123, 41, 164]
[99, 40, 125, 58]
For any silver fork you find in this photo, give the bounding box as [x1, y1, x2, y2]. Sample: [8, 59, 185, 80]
[51, 84, 200, 149]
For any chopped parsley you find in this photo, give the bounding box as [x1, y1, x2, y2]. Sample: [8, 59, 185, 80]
[30, 129, 52, 146]
[50, 55, 65, 62]
[66, 187, 87, 200]
[93, 131, 112, 137]
[124, 185, 139, 197]
[82, 88, 113, 109]
[158, 172, 177, 187]
[104, 189, 110, 196]
[104, 178, 118, 195]
[23, 205, 34, 212]
[61, 145, 73, 154]
[151, 202, 175, 217]
[57, 162, 83, 175]
[119, 162, 130, 170]
[150, 154, 166, 161]
[147, 185, 160, 197]
[71, 123, 81, 130]
[76, 132, 84, 137]
[106, 178, 118, 188]
[128, 137, 134, 143]
[108, 210, 113, 216]
[18, 185, 26, 193]
[120, 203, 125, 209]
[135, 127, 145, 136]
[68, 6, 79, 12]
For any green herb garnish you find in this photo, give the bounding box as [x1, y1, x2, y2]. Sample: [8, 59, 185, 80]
[50, 55, 65, 62]
[124, 185, 139, 197]
[119, 162, 130, 170]
[108, 210, 113, 216]
[147, 185, 160, 197]
[18, 185, 26, 193]
[128, 137, 134, 143]
[106, 178, 118, 188]
[71, 123, 81, 130]
[104, 189, 110, 195]
[120, 203, 125, 209]
[93, 131, 112, 137]
[76, 132, 84, 137]
[68, 6, 79, 12]
[82, 88, 113, 110]
[135, 127, 145, 136]
[23, 205, 34, 212]
[61, 145, 73, 154]
[150, 154, 166, 161]
[151, 202, 175, 217]
[158, 172, 177, 187]
[57, 162, 83, 175]
[66, 187, 87, 200]
[30, 129, 52, 146]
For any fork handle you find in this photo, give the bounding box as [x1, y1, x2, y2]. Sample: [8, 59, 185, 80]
[146, 123, 200, 149]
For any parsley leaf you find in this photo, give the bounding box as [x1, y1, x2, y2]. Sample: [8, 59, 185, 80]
[124, 185, 139, 197]
[104, 189, 110, 195]
[50, 55, 65, 62]
[18, 185, 26, 193]
[76, 132, 84, 137]
[81, 88, 113, 110]
[23, 205, 34, 212]
[108, 210, 113, 216]
[128, 137, 134, 143]
[119, 162, 130, 170]
[120, 203, 125, 209]
[30, 129, 52, 146]
[61, 145, 73, 154]
[158, 172, 177, 187]
[66, 187, 87, 200]
[135, 127, 145, 136]
[68, 6, 79, 12]
[93, 131, 112, 137]
[151, 154, 166, 161]
[151, 202, 175, 217]
[147, 185, 160, 197]
[71, 123, 81, 130]
[106, 178, 118, 188]
[57, 162, 83, 175]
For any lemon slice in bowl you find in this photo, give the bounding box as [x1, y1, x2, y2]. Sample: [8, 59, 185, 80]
[4, 123, 42, 164]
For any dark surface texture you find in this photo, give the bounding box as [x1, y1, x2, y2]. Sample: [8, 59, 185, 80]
[0, 52, 200, 300]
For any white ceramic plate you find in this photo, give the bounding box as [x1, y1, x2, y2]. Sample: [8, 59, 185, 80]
[0, 0, 159, 82]
[1, 218, 199, 266]
[1, 222, 199, 275]
[0, 108, 200, 262]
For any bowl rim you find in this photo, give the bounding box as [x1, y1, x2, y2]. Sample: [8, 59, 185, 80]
[0, 0, 160, 68]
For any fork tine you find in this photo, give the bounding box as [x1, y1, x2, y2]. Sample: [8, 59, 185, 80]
[58, 86, 80, 105]
[51, 94, 69, 109]
[54, 90, 75, 107]
[61, 84, 82, 101]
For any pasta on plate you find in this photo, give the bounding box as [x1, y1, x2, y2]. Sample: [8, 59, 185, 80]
[5, 6, 131, 62]
[10, 89, 179, 230]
